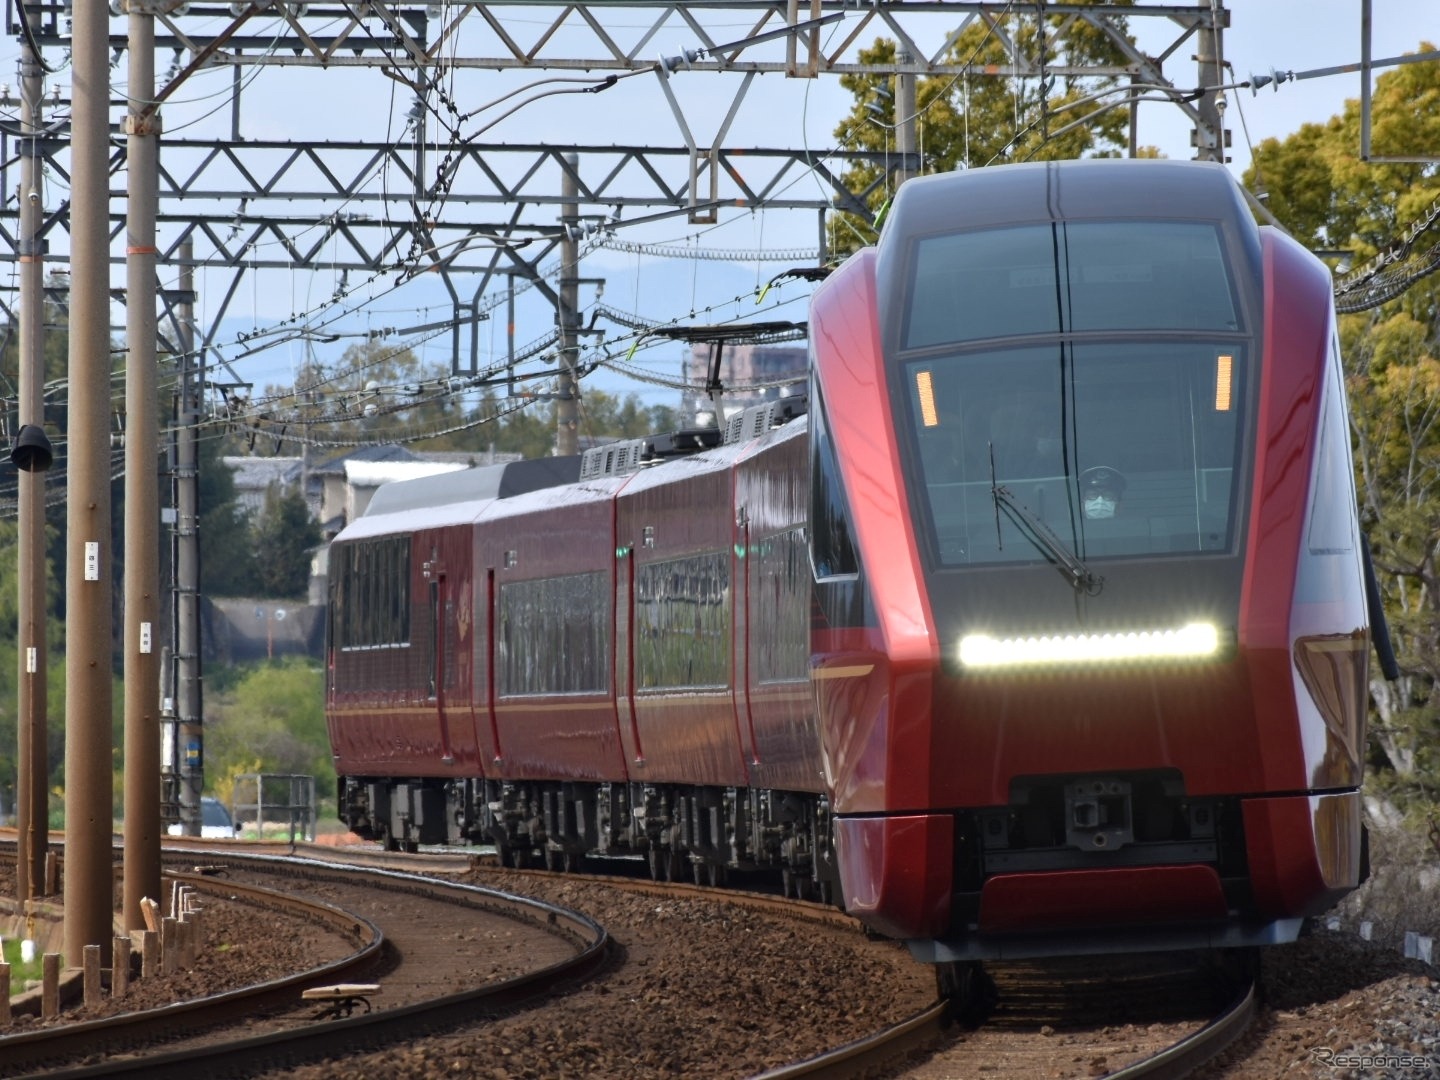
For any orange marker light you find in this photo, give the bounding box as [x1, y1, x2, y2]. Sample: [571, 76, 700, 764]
[1215, 354, 1233, 412]
[916, 370, 939, 427]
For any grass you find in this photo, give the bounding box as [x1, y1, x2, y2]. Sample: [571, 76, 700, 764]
[0, 938, 46, 995]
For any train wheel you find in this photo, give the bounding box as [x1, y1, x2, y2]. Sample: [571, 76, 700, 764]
[707, 863, 726, 888]
[544, 847, 563, 872]
[935, 962, 995, 1022]
[507, 846, 529, 870]
[562, 851, 585, 874]
[647, 848, 665, 881]
[382, 832, 401, 853]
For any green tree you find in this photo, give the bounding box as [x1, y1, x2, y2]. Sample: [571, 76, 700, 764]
[1246, 45, 1440, 808]
[829, 11, 1141, 254]
[252, 483, 320, 599]
[198, 434, 260, 597]
[204, 657, 333, 799]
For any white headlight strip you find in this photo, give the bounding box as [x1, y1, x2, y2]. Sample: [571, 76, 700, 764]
[959, 622, 1220, 668]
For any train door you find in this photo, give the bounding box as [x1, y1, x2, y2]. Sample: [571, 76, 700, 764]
[615, 547, 644, 764]
[733, 509, 761, 767]
[420, 536, 455, 764]
[484, 566, 503, 764]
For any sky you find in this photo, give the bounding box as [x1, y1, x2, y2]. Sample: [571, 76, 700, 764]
[1, 1, 1434, 420]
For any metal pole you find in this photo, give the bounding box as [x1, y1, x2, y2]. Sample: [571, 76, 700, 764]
[1128, 73, 1139, 158]
[15, 4, 48, 907]
[1360, 0, 1373, 160]
[556, 154, 580, 457]
[123, 0, 163, 932]
[64, 0, 115, 967]
[176, 240, 204, 836]
[895, 49, 918, 187]
[1192, 1, 1227, 163]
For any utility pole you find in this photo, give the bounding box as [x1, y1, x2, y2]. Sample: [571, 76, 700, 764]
[556, 153, 580, 457]
[1193, 1, 1229, 163]
[14, 4, 48, 908]
[895, 49, 918, 188]
[174, 239, 203, 836]
[64, 0, 114, 966]
[123, 0, 163, 930]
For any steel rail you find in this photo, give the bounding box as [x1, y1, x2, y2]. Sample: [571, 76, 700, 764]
[748, 973, 1256, 1080]
[1102, 979, 1257, 1079]
[751, 999, 951, 1080]
[0, 870, 383, 1076]
[0, 852, 611, 1080]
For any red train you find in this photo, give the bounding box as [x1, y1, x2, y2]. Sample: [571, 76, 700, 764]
[327, 159, 1382, 963]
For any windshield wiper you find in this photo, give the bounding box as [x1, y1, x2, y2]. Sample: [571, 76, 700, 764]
[991, 481, 1104, 596]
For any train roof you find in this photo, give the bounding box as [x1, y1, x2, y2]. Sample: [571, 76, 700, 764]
[882, 159, 1251, 238]
[355, 455, 582, 519]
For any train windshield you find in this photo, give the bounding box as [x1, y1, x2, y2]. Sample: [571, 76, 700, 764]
[906, 341, 1246, 566]
[899, 218, 1249, 569]
[905, 221, 1240, 347]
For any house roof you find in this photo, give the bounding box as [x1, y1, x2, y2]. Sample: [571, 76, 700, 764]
[344, 459, 470, 488]
[223, 456, 302, 490]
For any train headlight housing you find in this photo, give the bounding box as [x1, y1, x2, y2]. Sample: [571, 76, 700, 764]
[958, 622, 1221, 669]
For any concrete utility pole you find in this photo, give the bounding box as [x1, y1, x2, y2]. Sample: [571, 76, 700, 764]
[174, 239, 204, 835]
[895, 49, 919, 188]
[14, 5, 48, 907]
[1193, 0, 1229, 163]
[123, 0, 163, 931]
[64, 0, 115, 966]
[556, 153, 580, 457]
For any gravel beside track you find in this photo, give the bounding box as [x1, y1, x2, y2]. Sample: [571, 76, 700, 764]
[4, 849, 1437, 1078]
[271, 864, 937, 1079]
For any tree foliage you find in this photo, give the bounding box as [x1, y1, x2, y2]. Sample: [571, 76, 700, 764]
[252, 483, 320, 600]
[1245, 45, 1440, 809]
[203, 658, 333, 801]
[199, 433, 261, 597]
[830, 10, 1143, 255]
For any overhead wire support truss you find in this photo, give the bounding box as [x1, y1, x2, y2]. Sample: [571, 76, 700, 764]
[0, 1, 1223, 385]
[10, 3, 1223, 78]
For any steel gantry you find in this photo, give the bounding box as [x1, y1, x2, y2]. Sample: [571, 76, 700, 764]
[0, 1, 1228, 383]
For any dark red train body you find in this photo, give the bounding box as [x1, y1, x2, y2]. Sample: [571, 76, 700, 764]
[327, 160, 1373, 960]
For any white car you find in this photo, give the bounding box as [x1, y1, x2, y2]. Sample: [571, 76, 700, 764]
[166, 796, 238, 839]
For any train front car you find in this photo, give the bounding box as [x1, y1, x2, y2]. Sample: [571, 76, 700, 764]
[810, 159, 1371, 960]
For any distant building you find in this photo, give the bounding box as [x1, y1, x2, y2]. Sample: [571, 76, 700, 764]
[224, 444, 522, 541]
[684, 343, 807, 424]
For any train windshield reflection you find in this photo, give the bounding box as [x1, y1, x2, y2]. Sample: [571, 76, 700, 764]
[906, 341, 1246, 566]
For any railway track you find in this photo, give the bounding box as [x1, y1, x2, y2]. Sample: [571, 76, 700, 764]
[0, 851, 609, 1079]
[0, 841, 1257, 1078]
[756, 954, 1256, 1080]
[450, 855, 1256, 1080]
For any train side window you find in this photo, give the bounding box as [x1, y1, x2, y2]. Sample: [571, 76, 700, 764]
[809, 387, 859, 580]
[335, 536, 411, 650]
[753, 526, 808, 683]
[634, 552, 732, 690]
[497, 572, 610, 696]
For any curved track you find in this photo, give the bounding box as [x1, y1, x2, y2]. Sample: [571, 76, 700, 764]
[0, 851, 609, 1079]
[757, 958, 1256, 1080]
[463, 856, 1257, 1080]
